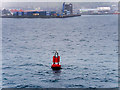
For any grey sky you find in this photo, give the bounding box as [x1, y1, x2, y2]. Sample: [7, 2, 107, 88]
[2, 2, 118, 10]
[1, 0, 119, 2]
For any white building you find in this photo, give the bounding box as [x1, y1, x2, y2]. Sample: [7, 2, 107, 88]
[97, 7, 111, 11]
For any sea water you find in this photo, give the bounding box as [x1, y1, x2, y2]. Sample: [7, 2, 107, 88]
[2, 15, 118, 88]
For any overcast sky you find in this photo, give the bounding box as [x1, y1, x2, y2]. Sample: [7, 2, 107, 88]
[1, 0, 119, 2]
[0, 0, 118, 11]
[1, 2, 118, 10]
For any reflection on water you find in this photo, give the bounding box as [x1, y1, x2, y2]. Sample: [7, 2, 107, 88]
[53, 70, 61, 75]
[52, 70, 61, 81]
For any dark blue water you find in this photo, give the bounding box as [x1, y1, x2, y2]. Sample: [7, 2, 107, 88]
[2, 15, 118, 88]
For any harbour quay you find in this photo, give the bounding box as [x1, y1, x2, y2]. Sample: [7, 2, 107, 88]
[1, 2, 81, 18]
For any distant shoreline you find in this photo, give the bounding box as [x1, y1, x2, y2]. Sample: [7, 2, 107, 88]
[1, 13, 118, 18]
[1, 14, 81, 18]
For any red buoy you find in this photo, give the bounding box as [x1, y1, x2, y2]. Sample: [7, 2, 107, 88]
[51, 51, 61, 70]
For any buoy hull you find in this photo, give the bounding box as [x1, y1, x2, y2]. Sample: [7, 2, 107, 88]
[51, 67, 61, 70]
[51, 64, 61, 70]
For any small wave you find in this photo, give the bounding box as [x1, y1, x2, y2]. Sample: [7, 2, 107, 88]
[100, 77, 117, 83]
[9, 74, 19, 77]
[19, 46, 28, 49]
[2, 66, 12, 69]
[76, 43, 80, 46]
[36, 64, 44, 66]
[49, 35, 55, 39]
[19, 63, 44, 67]
[67, 84, 84, 88]
[3, 78, 7, 80]
[72, 30, 75, 32]
[91, 77, 100, 80]
[98, 53, 106, 55]
[8, 39, 12, 42]
[84, 59, 89, 61]
[73, 77, 84, 80]
[74, 84, 84, 87]
[90, 53, 94, 55]
[34, 73, 45, 76]
[67, 65, 78, 70]
[89, 27, 92, 30]
[42, 79, 59, 83]
[99, 39, 103, 40]
[83, 67, 88, 70]
[44, 65, 49, 67]
[44, 71, 51, 74]
[79, 39, 86, 42]
[63, 39, 73, 42]
[49, 79, 59, 82]
[66, 67, 73, 70]
[77, 59, 84, 60]
[113, 39, 119, 42]
[112, 69, 116, 71]
[19, 63, 33, 66]
[67, 44, 71, 47]
[16, 84, 42, 88]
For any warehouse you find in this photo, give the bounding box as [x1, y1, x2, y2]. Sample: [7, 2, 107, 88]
[13, 10, 57, 17]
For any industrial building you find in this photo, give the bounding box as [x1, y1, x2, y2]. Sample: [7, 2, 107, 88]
[2, 2, 81, 18]
[11, 2, 74, 17]
[79, 7, 112, 15]
[62, 2, 73, 15]
[12, 10, 57, 17]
